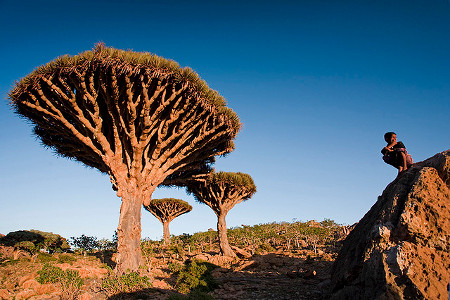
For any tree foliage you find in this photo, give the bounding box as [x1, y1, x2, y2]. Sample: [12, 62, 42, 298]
[144, 198, 192, 223]
[144, 198, 192, 244]
[8, 43, 240, 191]
[187, 171, 256, 215]
[0, 230, 70, 253]
[69, 234, 99, 253]
[187, 171, 256, 256]
[9, 43, 241, 273]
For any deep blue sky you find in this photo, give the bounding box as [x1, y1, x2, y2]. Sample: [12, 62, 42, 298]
[1, 0, 449, 240]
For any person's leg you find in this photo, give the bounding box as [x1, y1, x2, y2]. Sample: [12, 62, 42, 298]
[399, 152, 408, 171]
[395, 152, 408, 175]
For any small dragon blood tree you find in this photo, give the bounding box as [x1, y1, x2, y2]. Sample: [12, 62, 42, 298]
[187, 172, 256, 257]
[8, 44, 240, 273]
[144, 198, 192, 245]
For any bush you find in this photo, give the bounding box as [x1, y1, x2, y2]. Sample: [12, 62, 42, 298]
[101, 267, 152, 297]
[175, 260, 217, 294]
[255, 243, 275, 254]
[37, 252, 57, 263]
[168, 262, 184, 273]
[58, 254, 77, 264]
[37, 264, 83, 300]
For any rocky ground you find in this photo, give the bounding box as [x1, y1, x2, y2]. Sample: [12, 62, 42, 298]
[330, 150, 450, 299]
[0, 243, 338, 300]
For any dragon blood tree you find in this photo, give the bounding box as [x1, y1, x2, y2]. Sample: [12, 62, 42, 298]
[187, 172, 256, 257]
[144, 198, 192, 245]
[8, 44, 240, 273]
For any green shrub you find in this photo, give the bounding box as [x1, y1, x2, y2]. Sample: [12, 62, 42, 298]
[58, 254, 77, 264]
[170, 244, 186, 259]
[36, 263, 63, 283]
[37, 264, 83, 300]
[255, 243, 275, 254]
[168, 262, 184, 273]
[37, 252, 57, 263]
[175, 260, 217, 294]
[101, 267, 152, 297]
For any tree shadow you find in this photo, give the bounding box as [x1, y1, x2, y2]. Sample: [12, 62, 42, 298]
[90, 250, 116, 269]
[104, 252, 334, 300]
[106, 287, 185, 299]
[209, 252, 334, 299]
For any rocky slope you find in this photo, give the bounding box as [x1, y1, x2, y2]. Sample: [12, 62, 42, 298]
[330, 150, 450, 299]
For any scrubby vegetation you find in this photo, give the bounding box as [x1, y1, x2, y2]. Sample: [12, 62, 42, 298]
[101, 267, 152, 297]
[0, 230, 70, 254]
[37, 263, 83, 300]
[160, 219, 343, 256]
[174, 260, 217, 294]
[0, 219, 347, 299]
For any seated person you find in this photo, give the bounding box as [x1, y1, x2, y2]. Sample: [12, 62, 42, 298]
[381, 132, 413, 175]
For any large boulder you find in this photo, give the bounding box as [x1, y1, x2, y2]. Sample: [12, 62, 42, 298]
[331, 150, 450, 299]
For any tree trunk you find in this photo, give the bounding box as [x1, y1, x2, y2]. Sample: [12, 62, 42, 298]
[163, 221, 171, 245]
[115, 190, 143, 274]
[217, 213, 236, 257]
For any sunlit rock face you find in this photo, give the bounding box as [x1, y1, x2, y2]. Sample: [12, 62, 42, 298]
[330, 150, 450, 300]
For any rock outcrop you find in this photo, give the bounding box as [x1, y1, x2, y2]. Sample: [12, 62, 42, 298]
[331, 150, 450, 299]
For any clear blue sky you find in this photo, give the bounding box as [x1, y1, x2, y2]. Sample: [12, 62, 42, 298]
[1, 0, 449, 241]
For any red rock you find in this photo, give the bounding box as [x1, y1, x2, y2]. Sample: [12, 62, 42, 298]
[22, 279, 40, 290]
[18, 275, 34, 287]
[35, 283, 57, 295]
[79, 292, 91, 300]
[331, 150, 450, 299]
[54, 263, 71, 271]
[0, 289, 10, 299]
[234, 260, 257, 271]
[29, 295, 58, 300]
[230, 246, 251, 258]
[75, 266, 107, 278]
[208, 255, 234, 267]
[152, 280, 169, 289]
[15, 289, 36, 300]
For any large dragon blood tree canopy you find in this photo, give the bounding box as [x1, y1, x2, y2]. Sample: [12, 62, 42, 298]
[8, 44, 241, 273]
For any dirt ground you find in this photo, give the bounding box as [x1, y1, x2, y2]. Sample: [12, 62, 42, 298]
[0, 245, 337, 300]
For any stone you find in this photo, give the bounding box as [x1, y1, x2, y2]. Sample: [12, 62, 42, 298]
[79, 292, 91, 300]
[29, 295, 59, 300]
[330, 150, 450, 299]
[0, 289, 10, 299]
[230, 246, 252, 258]
[233, 260, 257, 271]
[16, 289, 36, 300]
[297, 239, 308, 248]
[192, 253, 210, 262]
[152, 279, 169, 289]
[22, 279, 40, 290]
[35, 284, 57, 295]
[208, 255, 234, 266]
[18, 274, 34, 287]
